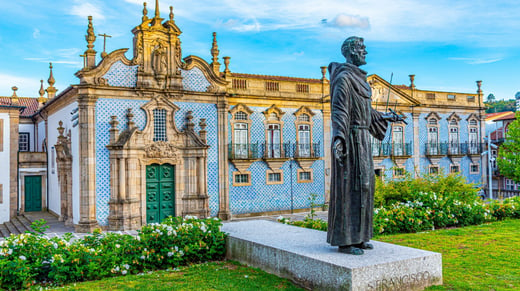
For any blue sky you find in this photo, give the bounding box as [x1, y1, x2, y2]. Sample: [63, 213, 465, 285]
[1, 0, 519, 100]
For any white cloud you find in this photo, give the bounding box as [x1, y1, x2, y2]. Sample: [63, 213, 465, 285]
[69, 2, 105, 20]
[325, 14, 370, 29]
[449, 57, 503, 65]
[32, 29, 40, 39]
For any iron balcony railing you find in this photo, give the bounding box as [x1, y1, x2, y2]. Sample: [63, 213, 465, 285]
[425, 142, 484, 156]
[293, 142, 321, 158]
[228, 143, 260, 159]
[228, 141, 321, 160]
[372, 142, 412, 157]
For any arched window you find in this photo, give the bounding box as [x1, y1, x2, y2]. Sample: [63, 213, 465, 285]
[294, 107, 315, 158]
[427, 118, 439, 155]
[449, 119, 459, 154]
[230, 104, 253, 160]
[234, 111, 247, 120]
[468, 118, 479, 154]
[298, 114, 310, 122]
[392, 126, 404, 156]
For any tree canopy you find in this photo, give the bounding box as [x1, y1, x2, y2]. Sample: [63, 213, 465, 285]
[497, 112, 520, 182]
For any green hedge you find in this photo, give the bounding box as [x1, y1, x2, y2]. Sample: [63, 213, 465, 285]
[0, 216, 226, 290]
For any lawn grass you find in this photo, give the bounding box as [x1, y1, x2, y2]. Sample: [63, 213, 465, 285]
[49, 219, 518, 290]
[51, 261, 304, 291]
[376, 219, 520, 290]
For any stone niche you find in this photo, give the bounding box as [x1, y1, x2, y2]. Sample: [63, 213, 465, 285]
[106, 95, 210, 230]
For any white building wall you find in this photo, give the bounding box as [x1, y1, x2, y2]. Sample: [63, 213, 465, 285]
[37, 120, 46, 152]
[0, 113, 10, 223]
[19, 123, 35, 152]
[47, 102, 78, 217]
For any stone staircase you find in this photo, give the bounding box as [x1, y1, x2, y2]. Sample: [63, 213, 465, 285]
[0, 215, 33, 237]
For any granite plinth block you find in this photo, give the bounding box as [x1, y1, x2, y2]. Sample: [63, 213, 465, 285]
[222, 220, 442, 291]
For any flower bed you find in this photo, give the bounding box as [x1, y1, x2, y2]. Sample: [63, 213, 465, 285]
[279, 196, 520, 236]
[0, 216, 226, 290]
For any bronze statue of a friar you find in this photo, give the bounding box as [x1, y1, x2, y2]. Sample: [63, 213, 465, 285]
[327, 36, 403, 255]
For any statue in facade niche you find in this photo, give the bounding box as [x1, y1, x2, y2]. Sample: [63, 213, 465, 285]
[327, 36, 404, 255]
[152, 43, 168, 75]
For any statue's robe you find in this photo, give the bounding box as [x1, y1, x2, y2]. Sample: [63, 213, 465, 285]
[327, 62, 388, 246]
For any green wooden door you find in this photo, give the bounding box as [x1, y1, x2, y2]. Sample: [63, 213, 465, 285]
[146, 164, 175, 223]
[25, 176, 42, 212]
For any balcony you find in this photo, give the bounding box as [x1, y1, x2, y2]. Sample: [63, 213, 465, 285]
[228, 142, 321, 160]
[18, 152, 47, 168]
[372, 142, 412, 157]
[425, 142, 484, 156]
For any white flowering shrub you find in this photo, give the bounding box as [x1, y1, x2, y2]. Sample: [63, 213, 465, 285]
[0, 216, 226, 289]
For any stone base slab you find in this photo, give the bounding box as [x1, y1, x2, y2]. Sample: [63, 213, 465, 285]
[222, 220, 442, 291]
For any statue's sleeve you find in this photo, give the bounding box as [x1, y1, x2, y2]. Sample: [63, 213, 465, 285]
[369, 109, 388, 141]
[330, 70, 351, 149]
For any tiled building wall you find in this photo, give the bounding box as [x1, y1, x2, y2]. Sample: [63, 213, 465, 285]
[228, 106, 325, 214]
[95, 99, 219, 225]
[103, 61, 138, 87]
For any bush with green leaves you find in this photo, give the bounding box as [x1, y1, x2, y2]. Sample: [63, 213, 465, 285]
[0, 216, 226, 290]
[374, 171, 479, 207]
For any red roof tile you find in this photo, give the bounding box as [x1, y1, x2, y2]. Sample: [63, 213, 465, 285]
[0, 97, 40, 117]
[493, 112, 516, 121]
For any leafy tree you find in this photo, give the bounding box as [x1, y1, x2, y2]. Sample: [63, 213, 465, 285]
[497, 112, 520, 182]
[485, 99, 516, 113]
[487, 93, 496, 103]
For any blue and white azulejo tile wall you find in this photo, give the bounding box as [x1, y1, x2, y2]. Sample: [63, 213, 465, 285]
[181, 67, 211, 92]
[95, 99, 219, 225]
[228, 106, 325, 215]
[103, 61, 138, 87]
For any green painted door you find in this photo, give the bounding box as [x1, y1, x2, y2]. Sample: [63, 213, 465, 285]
[146, 164, 175, 223]
[25, 176, 42, 212]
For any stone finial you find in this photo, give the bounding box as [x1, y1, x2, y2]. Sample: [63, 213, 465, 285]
[142, 2, 149, 22]
[109, 116, 119, 143]
[186, 111, 195, 131]
[85, 16, 96, 52]
[39, 80, 45, 97]
[210, 32, 221, 74]
[476, 80, 482, 95]
[10, 86, 19, 105]
[199, 118, 207, 143]
[320, 66, 327, 81]
[223, 56, 231, 77]
[169, 6, 174, 21]
[154, 0, 160, 18]
[46, 63, 57, 99]
[127, 108, 135, 129]
[84, 16, 97, 68]
[57, 120, 65, 138]
[48, 63, 55, 87]
[409, 74, 416, 89]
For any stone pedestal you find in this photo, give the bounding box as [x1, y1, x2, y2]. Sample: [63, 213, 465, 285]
[222, 220, 442, 291]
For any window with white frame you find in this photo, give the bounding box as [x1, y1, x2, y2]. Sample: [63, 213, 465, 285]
[266, 170, 283, 185]
[449, 119, 459, 154]
[427, 118, 439, 155]
[230, 105, 253, 160]
[298, 171, 312, 182]
[450, 165, 460, 173]
[266, 124, 281, 158]
[470, 164, 479, 174]
[153, 109, 167, 142]
[429, 166, 439, 175]
[19, 132, 30, 152]
[294, 107, 315, 158]
[468, 119, 479, 154]
[505, 179, 516, 190]
[392, 126, 404, 155]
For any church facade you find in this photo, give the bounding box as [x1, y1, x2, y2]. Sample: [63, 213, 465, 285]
[0, 2, 486, 231]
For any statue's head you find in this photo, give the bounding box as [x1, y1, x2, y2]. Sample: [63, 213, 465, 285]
[341, 36, 367, 67]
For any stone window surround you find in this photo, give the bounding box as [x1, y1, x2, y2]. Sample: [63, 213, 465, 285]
[233, 171, 252, 186]
[470, 163, 480, 174]
[229, 103, 254, 154]
[19, 132, 30, 152]
[297, 168, 313, 183]
[447, 113, 462, 145]
[467, 114, 480, 143]
[263, 105, 285, 158]
[429, 165, 440, 175]
[294, 106, 316, 157]
[266, 169, 284, 185]
[393, 165, 406, 178]
[425, 112, 441, 144]
[450, 164, 460, 173]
